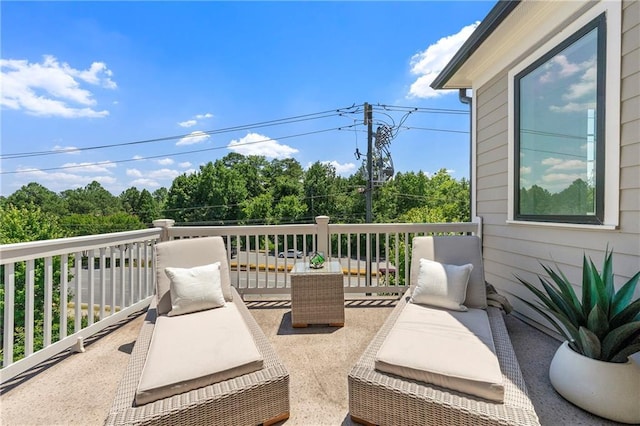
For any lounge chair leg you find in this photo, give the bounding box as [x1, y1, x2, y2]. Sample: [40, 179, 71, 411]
[350, 414, 376, 425]
[72, 336, 85, 353]
[262, 411, 290, 426]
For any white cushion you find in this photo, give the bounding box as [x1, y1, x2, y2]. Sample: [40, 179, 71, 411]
[135, 303, 264, 405]
[375, 302, 504, 402]
[165, 262, 226, 316]
[155, 237, 233, 316]
[410, 236, 487, 309]
[410, 258, 473, 311]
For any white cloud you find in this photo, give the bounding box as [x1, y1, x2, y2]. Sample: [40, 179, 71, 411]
[542, 157, 587, 171]
[178, 112, 213, 128]
[407, 22, 479, 98]
[177, 130, 210, 146]
[1, 55, 116, 118]
[157, 157, 174, 165]
[178, 161, 192, 168]
[564, 65, 596, 101]
[61, 161, 116, 173]
[132, 155, 145, 161]
[227, 132, 298, 158]
[16, 167, 116, 187]
[53, 145, 81, 155]
[320, 160, 357, 175]
[126, 168, 143, 178]
[549, 102, 596, 113]
[147, 168, 180, 180]
[547, 56, 597, 113]
[131, 178, 160, 188]
[520, 166, 532, 175]
[542, 172, 584, 184]
[178, 119, 197, 128]
[127, 167, 180, 181]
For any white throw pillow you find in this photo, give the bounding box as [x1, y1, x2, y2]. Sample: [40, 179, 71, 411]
[410, 258, 473, 311]
[165, 262, 226, 316]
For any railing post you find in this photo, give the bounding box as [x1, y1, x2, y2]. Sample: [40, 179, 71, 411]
[473, 216, 483, 240]
[153, 219, 175, 242]
[315, 216, 330, 256]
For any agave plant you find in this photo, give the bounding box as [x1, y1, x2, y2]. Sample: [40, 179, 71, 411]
[514, 249, 640, 363]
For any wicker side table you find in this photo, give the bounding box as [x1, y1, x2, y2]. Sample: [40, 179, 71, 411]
[290, 261, 345, 327]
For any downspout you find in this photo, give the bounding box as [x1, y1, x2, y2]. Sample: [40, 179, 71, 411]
[459, 89, 473, 222]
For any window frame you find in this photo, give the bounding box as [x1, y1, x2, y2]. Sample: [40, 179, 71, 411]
[506, 1, 621, 229]
[514, 14, 606, 224]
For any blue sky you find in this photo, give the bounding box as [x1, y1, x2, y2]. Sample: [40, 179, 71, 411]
[1, 1, 495, 197]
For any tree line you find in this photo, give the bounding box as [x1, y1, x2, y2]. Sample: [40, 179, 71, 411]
[1, 152, 470, 236]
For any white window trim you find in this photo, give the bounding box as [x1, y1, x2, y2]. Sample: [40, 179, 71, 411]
[507, 1, 621, 228]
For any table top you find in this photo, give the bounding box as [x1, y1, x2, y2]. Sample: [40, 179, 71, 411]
[290, 261, 343, 275]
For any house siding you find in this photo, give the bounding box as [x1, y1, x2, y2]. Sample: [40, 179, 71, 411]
[475, 0, 640, 328]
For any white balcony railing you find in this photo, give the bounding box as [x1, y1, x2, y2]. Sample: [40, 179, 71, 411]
[1, 216, 481, 381]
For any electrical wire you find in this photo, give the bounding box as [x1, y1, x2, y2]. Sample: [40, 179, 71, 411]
[1, 104, 470, 160]
[1, 105, 361, 160]
[1, 125, 357, 175]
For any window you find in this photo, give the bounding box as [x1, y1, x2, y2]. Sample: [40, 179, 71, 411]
[514, 14, 606, 224]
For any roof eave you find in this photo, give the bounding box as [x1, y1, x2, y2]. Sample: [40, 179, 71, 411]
[430, 0, 521, 90]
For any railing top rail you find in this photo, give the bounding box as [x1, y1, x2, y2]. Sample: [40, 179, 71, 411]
[168, 223, 317, 237]
[0, 228, 162, 264]
[327, 222, 480, 234]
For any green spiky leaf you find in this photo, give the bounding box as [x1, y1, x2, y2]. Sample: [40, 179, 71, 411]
[611, 343, 640, 363]
[578, 326, 601, 359]
[611, 271, 640, 317]
[601, 321, 640, 362]
[586, 304, 609, 340]
[610, 299, 640, 329]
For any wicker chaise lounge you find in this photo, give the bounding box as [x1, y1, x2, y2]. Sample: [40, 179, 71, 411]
[105, 237, 290, 426]
[348, 236, 540, 426]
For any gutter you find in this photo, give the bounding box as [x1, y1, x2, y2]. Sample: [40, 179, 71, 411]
[459, 89, 473, 221]
[430, 0, 520, 90]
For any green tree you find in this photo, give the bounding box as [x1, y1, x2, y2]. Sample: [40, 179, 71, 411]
[166, 173, 199, 222]
[266, 158, 304, 204]
[60, 213, 145, 236]
[5, 182, 66, 217]
[304, 161, 338, 218]
[152, 187, 168, 216]
[222, 153, 269, 199]
[62, 181, 121, 216]
[520, 184, 552, 215]
[0, 205, 69, 364]
[119, 186, 141, 215]
[273, 194, 307, 223]
[241, 193, 274, 224]
[553, 179, 592, 215]
[137, 189, 158, 224]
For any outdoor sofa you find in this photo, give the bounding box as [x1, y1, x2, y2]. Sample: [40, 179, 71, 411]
[105, 237, 290, 426]
[349, 236, 540, 425]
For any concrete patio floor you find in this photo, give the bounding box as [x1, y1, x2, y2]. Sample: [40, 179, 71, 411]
[0, 298, 625, 426]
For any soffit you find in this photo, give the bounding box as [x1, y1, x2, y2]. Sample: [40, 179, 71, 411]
[440, 0, 594, 89]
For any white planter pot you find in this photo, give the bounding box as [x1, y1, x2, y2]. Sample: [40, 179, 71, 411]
[549, 341, 640, 424]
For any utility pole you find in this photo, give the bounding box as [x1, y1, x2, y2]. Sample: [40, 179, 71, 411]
[364, 102, 373, 290]
[365, 102, 373, 224]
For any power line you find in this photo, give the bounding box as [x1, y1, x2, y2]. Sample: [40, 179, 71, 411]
[399, 126, 469, 134]
[1, 105, 361, 160]
[373, 104, 469, 115]
[1, 126, 355, 175]
[1, 104, 470, 161]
